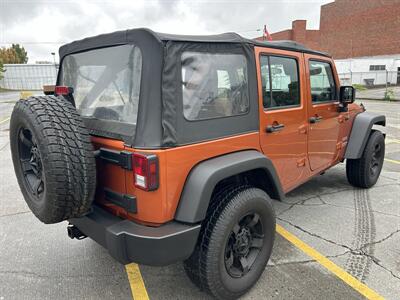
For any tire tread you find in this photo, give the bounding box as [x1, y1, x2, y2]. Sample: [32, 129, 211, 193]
[184, 185, 275, 299]
[346, 130, 384, 188]
[10, 96, 96, 223]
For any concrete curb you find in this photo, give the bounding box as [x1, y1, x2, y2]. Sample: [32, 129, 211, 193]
[356, 98, 400, 102]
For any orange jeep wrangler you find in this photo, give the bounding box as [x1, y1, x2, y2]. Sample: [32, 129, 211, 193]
[10, 28, 386, 299]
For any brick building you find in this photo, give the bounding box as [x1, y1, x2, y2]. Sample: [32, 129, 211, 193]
[255, 0, 400, 86]
[256, 0, 400, 59]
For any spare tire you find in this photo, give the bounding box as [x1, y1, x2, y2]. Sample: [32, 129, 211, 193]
[10, 95, 96, 224]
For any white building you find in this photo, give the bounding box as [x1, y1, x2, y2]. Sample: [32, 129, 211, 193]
[0, 64, 58, 90]
[334, 55, 400, 86]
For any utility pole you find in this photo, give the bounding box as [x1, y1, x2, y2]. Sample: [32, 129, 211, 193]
[51, 52, 57, 71]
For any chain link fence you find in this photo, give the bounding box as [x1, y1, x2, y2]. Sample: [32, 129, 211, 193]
[0, 64, 58, 90]
[338, 71, 399, 86]
[1, 64, 399, 100]
[338, 71, 400, 100]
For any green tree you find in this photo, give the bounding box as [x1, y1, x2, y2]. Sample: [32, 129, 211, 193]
[12, 44, 28, 63]
[0, 44, 28, 64]
[0, 59, 4, 81]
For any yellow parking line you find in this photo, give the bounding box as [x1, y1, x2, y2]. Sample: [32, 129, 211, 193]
[125, 263, 150, 300]
[124, 227, 385, 299]
[0, 116, 10, 124]
[384, 158, 400, 165]
[276, 224, 384, 300]
[385, 138, 400, 144]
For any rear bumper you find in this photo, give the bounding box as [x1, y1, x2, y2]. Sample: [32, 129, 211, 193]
[69, 206, 201, 266]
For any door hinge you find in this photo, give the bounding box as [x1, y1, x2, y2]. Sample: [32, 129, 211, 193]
[98, 148, 132, 170]
[297, 158, 306, 167]
[104, 188, 137, 213]
[298, 124, 307, 134]
[338, 114, 350, 123]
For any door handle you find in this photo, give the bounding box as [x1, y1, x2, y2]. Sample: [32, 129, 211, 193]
[266, 123, 285, 133]
[309, 116, 323, 124]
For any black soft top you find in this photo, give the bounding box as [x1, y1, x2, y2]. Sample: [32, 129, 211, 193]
[59, 28, 330, 60]
[157, 32, 329, 57]
[58, 28, 329, 148]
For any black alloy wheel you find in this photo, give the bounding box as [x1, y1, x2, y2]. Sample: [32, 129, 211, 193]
[346, 130, 385, 188]
[224, 212, 264, 278]
[183, 186, 275, 300]
[17, 127, 45, 199]
[369, 141, 383, 177]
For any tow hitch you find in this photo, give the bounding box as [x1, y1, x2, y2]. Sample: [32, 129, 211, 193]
[67, 224, 87, 240]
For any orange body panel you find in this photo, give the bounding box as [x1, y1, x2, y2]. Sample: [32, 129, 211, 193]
[254, 46, 361, 193]
[163, 132, 261, 223]
[303, 54, 362, 171]
[91, 47, 362, 226]
[304, 53, 342, 172]
[91, 137, 131, 219]
[93, 133, 260, 225]
[255, 48, 309, 192]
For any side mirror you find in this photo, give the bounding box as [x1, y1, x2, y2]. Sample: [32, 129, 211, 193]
[271, 67, 282, 75]
[339, 86, 355, 104]
[309, 66, 322, 76]
[338, 86, 355, 112]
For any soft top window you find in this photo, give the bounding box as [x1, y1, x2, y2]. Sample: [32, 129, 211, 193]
[61, 44, 142, 125]
[181, 52, 249, 121]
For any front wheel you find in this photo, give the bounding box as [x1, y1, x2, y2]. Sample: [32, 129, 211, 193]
[346, 130, 385, 188]
[184, 186, 275, 299]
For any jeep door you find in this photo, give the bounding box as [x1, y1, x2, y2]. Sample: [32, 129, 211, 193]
[304, 55, 340, 171]
[256, 48, 308, 192]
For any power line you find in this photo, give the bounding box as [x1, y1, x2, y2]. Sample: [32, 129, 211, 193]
[236, 29, 262, 34]
[0, 42, 67, 45]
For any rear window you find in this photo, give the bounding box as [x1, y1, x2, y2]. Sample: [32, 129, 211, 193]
[181, 52, 249, 121]
[61, 44, 142, 124]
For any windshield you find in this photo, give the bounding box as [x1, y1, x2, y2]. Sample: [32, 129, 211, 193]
[60, 44, 142, 124]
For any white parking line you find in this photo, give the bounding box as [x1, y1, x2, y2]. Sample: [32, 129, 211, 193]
[0, 117, 10, 124]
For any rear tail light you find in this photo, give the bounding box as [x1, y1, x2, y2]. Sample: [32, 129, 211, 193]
[133, 153, 159, 191]
[54, 86, 75, 106]
[54, 86, 73, 96]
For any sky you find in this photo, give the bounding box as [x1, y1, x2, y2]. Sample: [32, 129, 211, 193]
[0, 0, 332, 63]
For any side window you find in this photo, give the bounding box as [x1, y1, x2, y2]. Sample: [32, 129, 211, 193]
[181, 52, 249, 121]
[261, 55, 300, 109]
[309, 61, 336, 103]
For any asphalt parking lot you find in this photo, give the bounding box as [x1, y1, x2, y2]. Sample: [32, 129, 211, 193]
[0, 93, 399, 299]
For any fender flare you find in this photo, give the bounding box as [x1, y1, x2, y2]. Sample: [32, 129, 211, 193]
[345, 111, 386, 159]
[174, 150, 284, 223]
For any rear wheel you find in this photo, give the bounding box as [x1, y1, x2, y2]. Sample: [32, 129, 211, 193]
[184, 186, 275, 299]
[10, 96, 96, 224]
[346, 130, 385, 188]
